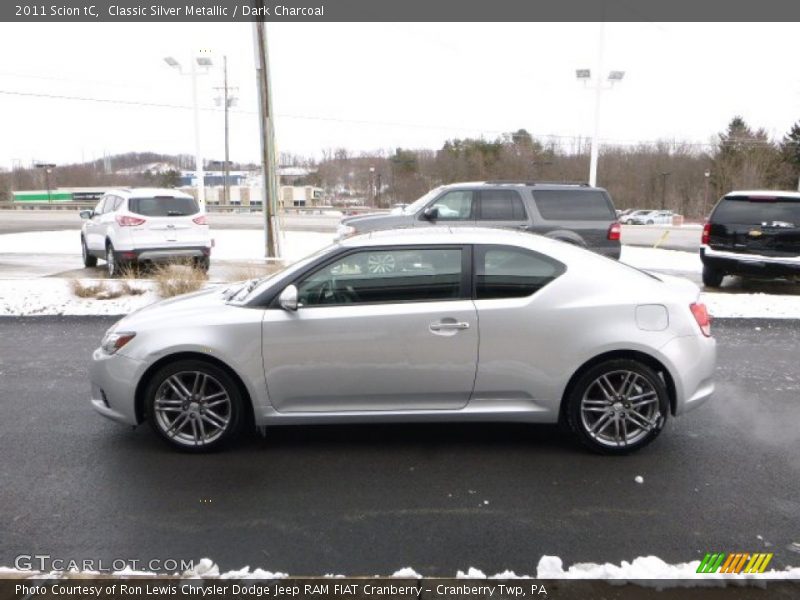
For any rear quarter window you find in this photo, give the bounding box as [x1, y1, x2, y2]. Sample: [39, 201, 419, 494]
[128, 196, 199, 217]
[532, 190, 616, 221]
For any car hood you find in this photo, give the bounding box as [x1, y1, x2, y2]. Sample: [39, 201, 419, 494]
[113, 285, 232, 330]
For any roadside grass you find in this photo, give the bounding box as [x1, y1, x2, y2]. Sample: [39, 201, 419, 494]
[152, 263, 208, 298]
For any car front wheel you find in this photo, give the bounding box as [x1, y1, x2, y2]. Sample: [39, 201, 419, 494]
[145, 360, 244, 452]
[566, 359, 669, 454]
[82, 237, 97, 268]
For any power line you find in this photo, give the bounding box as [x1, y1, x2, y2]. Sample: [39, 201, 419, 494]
[1, 87, 798, 150]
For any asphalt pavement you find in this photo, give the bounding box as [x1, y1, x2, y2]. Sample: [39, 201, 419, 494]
[1, 316, 798, 575]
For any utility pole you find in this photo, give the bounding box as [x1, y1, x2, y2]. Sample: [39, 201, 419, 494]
[253, 13, 279, 258]
[214, 56, 238, 206]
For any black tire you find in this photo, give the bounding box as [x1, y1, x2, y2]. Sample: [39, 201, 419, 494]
[105, 242, 119, 278]
[702, 265, 724, 288]
[646, 219, 654, 225]
[145, 359, 245, 453]
[81, 237, 97, 268]
[566, 359, 669, 455]
[194, 256, 210, 272]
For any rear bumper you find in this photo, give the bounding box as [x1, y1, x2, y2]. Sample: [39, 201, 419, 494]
[659, 333, 716, 416]
[118, 246, 211, 263]
[701, 246, 800, 277]
[594, 244, 621, 260]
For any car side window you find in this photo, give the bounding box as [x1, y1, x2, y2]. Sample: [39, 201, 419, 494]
[94, 197, 107, 214]
[429, 191, 474, 220]
[297, 248, 463, 306]
[475, 245, 565, 300]
[478, 190, 527, 221]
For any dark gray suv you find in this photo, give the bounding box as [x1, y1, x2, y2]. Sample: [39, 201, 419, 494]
[336, 181, 621, 259]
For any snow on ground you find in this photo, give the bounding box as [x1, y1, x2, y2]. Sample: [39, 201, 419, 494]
[703, 291, 800, 319]
[0, 279, 161, 316]
[2, 556, 799, 583]
[620, 246, 702, 273]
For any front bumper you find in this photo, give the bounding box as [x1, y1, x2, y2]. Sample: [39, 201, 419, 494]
[701, 246, 800, 278]
[89, 348, 145, 425]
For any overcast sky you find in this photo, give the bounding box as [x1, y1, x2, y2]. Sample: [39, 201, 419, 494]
[0, 22, 799, 170]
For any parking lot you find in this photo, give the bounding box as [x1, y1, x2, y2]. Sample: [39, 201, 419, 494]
[1, 316, 798, 575]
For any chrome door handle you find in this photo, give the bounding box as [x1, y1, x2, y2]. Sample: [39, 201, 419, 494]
[430, 321, 470, 331]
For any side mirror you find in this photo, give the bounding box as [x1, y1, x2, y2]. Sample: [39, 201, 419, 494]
[79, 210, 94, 220]
[423, 206, 439, 220]
[278, 284, 299, 311]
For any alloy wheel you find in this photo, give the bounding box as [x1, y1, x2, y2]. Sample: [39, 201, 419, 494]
[152, 371, 232, 448]
[367, 253, 396, 274]
[579, 370, 662, 448]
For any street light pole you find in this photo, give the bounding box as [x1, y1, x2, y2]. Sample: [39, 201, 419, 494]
[576, 23, 624, 188]
[589, 22, 605, 188]
[164, 53, 212, 207]
[34, 162, 56, 203]
[214, 56, 238, 206]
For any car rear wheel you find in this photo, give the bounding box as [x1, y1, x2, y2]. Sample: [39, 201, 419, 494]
[566, 359, 669, 455]
[702, 265, 724, 288]
[146, 359, 244, 452]
[646, 219, 654, 225]
[82, 237, 97, 268]
[194, 256, 210, 272]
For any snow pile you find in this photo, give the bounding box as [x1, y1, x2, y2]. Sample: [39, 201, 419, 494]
[3, 556, 800, 582]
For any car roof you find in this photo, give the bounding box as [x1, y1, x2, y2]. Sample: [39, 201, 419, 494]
[726, 190, 800, 199]
[439, 181, 607, 192]
[104, 187, 194, 199]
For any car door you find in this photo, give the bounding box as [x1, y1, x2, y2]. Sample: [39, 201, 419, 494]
[470, 244, 567, 412]
[85, 197, 108, 251]
[475, 189, 530, 231]
[261, 245, 478, 412]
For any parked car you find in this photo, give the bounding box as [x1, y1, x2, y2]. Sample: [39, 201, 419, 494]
[701, 190, 800, 287]
[89, 227, 715, 454]
[625, 210, 674, 225]
[336, 181, 621, 259]
[80, 188, 211, 277]
[618, 209, 652, 224]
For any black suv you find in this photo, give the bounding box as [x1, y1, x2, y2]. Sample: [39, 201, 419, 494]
[701, 191, 800, 287]
[336, 181, 621, 259]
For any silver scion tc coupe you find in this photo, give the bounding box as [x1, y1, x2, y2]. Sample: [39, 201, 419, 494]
[90, 228, 716, 454]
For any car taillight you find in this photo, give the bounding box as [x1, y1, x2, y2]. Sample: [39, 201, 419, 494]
[701, 222, 711, 245]
[193, 215, 208, 225]
[690, 302, 711, 337]
[607, 222, 621, 241]
[116, 215, 146, 227]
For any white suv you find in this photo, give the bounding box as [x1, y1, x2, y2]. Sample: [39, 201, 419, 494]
[80, 188, 211, 277]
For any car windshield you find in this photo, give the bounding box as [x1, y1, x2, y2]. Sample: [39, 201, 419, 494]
[713, 195, 800, 225]
[402, 187, 444, 214]
[129, 196, 199, 217]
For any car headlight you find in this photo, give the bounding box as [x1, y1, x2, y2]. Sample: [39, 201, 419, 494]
[337, 223, 356, 239]
[101, 331, 136, 355]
